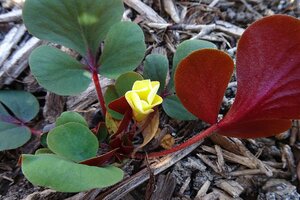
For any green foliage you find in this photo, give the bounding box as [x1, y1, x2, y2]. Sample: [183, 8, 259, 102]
[0, 90, 39, 151]
[169, 40, 217, 91]
[0, 122, 31, 151]
[115, 72, 144, 96]
[29, 46, 91, 96]
[162, 95, 197, 120]
[23, 0, 124, 56]
[104, 86, 124, 120]
[143, 54, 169, 94]
[0, 90, 39, 122]
[56, 111, 88, 127]
[22, 154, 124, 192]
[99, 22, 146, 79]
[47, 116, 98, 162]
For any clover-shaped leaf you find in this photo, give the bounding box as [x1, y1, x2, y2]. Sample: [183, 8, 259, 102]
[169, 40, 216, 90]
[0, 90, 39, 122]
[47, 122, 98, 162]
[218, 15, 300, 137]
[175, 49, 234, 125]
[0, 90, 39, 151]
[99, 22, 146, 79]
[29, 46, 91, 96]
[162, 95, 197, 121]
[143, 54, 169, 94]
[23, 0, 124, 56]
[56, 111, 88, 127]
[22, 154, 123, 192]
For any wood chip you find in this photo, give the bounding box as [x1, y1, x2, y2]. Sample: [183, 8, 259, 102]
[0, 24, 26, 66]
[163, 0, 180, 23]
[0, 9, 22, 23]
[215, 180, 244, 197]
[124, 0, 167, 23]
[0, 37, 41, 87]
[95, 140, 204, 200]
[195, 180, 211, 199]
[150, 173, 176, 200]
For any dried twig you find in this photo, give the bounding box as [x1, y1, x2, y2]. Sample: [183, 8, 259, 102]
[0, 9, 22, 23]
[124, 0, 167, 23]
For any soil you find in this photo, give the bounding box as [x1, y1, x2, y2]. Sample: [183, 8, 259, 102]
[0, 0, 300, 199]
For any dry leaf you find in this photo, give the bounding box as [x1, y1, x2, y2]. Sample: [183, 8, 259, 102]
[160, 134, 175, 149]
[138, 110, 160, 149]
[105, 112, 120, 134]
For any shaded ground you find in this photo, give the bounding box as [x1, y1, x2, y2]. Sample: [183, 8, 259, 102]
[0, 0, 300, 199]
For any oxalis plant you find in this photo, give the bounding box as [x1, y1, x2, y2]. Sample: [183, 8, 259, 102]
[0, 0, 298, 193]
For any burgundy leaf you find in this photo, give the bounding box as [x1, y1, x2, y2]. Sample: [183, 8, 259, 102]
[80, 149, 118, 167]
[218, 15, 300, 137]
[108, 96, 131, 115]
[175, 49, 234, 124]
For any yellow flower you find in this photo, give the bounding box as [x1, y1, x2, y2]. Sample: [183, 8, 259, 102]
[125, 80, 163, 122]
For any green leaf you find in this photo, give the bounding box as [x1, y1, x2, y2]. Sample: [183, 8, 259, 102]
[115, 72, 143, 96]
[0, 90, 39, 122]
[143, 54, 169, 94]
[162, 95, 197, 121]
[0, 104, 9, 116]
[56, 111, 88, 127]
[22, 154, 124, 192]
[23, 0, 124, 56]
[29, 46, 91, 96]
[47, 122, 98, 162]
[35, 148, 53, 155]
[97, 123, 109, 143]
[169, 40, 217, 91]
[99, 22, 146, 79]
[104, 85, 123, 120]
[0, 122, 31, 151]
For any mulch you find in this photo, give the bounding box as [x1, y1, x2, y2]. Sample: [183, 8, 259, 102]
[0, 0, 299, 199]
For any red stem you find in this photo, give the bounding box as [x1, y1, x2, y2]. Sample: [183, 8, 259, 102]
[133, 124, 219, 159]
[87, 51, 107, 116]
[92, 71, 107, 115]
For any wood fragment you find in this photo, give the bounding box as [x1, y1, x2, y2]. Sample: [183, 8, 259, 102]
[67, 77, 112, 111]
[179, 176, 191, 194]
[96, 140, 204, 200]
[215, 145, 226, 173]
[150, 173, 176, 200]
[163, 0, 180, 23]
[281, 144, 297, 181]
[0, 37, 42, 87]
[0, 24, 26, 66]
[43, 92, 66, 123]
[0, 9, 22, 23]
[231, 138, 273, 177]
[215, 180, 244, 198]
[197, 153, 220, 174]
[195, 180, 211, 199]
[201, 145, 257, 169]
[208, 0, 220, 7]
[124, 0, 167, 23]
[209, 134, 241, 155]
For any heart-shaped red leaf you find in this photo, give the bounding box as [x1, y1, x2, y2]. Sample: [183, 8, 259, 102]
[175, 49, 234, 124]
[218, 15, 300, 137]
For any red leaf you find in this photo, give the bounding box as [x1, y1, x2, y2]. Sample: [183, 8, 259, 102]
[108, 96, 131, 115]
[218, 15, 300, 137]
[175, 49, 234, 124]
[80, 149, 118, 167]
[218, 119, 291, 138]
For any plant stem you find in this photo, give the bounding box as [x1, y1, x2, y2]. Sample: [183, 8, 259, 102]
[87, 51, 107, 116]
[133, 124, 219, 159]
[92, 71, 107, 115]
